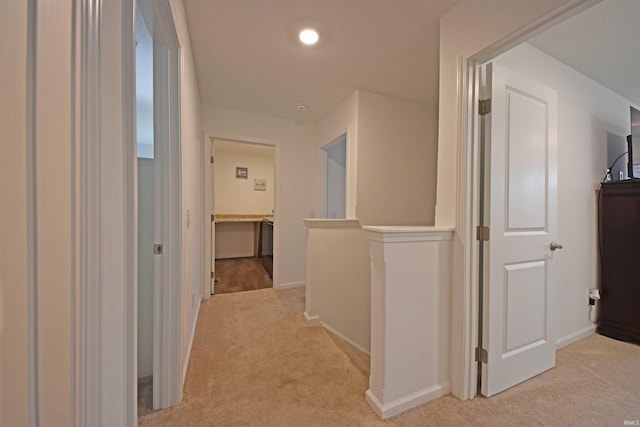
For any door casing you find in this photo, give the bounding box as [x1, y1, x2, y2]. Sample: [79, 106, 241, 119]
[204, 135, 280, 287]
[455, 0, 600, 400]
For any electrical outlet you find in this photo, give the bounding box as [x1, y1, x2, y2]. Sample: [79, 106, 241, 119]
[589, 288, 600, 306]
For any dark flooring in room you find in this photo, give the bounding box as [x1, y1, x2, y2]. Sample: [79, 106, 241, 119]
[214, 257, 272, 294]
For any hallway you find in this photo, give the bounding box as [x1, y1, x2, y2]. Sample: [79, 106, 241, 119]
[138, 288, 385, 426]
[139, 285, 640, 426]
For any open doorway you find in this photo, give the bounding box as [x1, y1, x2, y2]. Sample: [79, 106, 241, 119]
[135, 0, 182, 416]
[135, 3, 155, 415]
[466, 0, 639, 400]
[322, 134, 347, 219]
[209, 139, 276, 294]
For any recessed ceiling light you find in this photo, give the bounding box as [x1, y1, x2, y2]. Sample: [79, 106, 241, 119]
[299, 28, 319, 46]
[296, 104, 308, 111]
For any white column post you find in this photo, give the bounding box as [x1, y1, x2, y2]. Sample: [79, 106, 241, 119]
[363, 226, 454, 419]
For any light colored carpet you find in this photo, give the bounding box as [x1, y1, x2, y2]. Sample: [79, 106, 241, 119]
[139, 287, 387, 426]
[139, 287, 640, 426]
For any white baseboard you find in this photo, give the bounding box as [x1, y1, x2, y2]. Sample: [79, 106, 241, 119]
[365, 383, 450, 420]
[215, 251, 254, 259]
[556, 325, 596, 349]
[181, 298, 202, 385]
[274, 281, 305, 290]
[303, 311, 320, 325]
[321, 321, 370, 355]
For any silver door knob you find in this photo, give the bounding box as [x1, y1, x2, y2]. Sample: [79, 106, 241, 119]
[550, 241, 563, 251]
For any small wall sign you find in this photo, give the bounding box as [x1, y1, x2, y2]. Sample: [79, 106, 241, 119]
[236, 167, 248, 179]
[254, 179, 266, 191]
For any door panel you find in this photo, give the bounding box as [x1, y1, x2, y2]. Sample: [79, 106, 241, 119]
[506, 90, 548, 230]
[482, 62, 558, 397]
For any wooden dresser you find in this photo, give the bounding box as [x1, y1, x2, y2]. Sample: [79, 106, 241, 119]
[598, 181, 640, 344]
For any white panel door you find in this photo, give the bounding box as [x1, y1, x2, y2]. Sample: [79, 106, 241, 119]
[482, 62, 559, 397]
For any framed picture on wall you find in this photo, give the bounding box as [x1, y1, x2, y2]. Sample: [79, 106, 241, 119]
[254, 179, 266, 191]
[236, 167, 248, 179]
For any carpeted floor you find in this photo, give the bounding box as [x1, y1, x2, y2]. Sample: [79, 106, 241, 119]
[139, 287, 640, 426]
[214, 257, 272, 294]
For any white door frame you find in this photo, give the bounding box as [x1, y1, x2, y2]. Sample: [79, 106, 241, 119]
[453, 0, 600, 400]
[202, 133, 213, 299]
[204, 135, 281, 287]
[80, 0, 183, 421]
[80, 0, 138, 424]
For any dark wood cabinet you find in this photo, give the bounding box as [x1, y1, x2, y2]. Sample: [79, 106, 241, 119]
[598, 181, 640, 344]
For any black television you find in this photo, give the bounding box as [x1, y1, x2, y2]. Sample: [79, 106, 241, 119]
[627, 106, 640, 180]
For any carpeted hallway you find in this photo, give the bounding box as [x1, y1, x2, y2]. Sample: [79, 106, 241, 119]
[139, 287, 640, 426]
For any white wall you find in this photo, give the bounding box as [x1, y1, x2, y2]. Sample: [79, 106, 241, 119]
[215, 222, 255, 259]
[436, 0, 572, 227]
[304, 220, 371, 353]
[214, 150, 274, 214]
[201, 104, 316, 287]
[494, 42, 635, 344]
[315, 89, 437, 225]
[356, 90, 437, 226]
[137, 158, 154, 378]
[169, 0, 203, 386]
[0, 1, 29, 425]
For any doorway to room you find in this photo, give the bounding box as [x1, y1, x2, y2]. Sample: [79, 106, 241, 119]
[465, 0, 638, 401]
[135, 0, 182, 416]
[322, 134, 347, 219]
[209, 139, 276, 294]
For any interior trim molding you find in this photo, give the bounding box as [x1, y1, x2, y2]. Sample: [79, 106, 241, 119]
[276, 281, 305, 290]
[79, 0, 104, 424]
[79, 0, 138, 424]
[303, 218, 361, 229]
[365, 383, 450, 420]
[454, 0, 601, 401]
[26, 0, 39, 424]
[182, 298, 202, 385]
[303, 311, 320, 325]
[321, 322, 370, 355]
[556, 325, 596, 349]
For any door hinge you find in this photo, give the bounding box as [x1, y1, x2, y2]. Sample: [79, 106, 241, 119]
[476, 225, 490, 241]
[211, 271, 215, 279]
[210, 156, 214, 164]
[211, 214, 215, 222]
[153, 243, 163, 255]
[479, 99, 491, 116]
[475, 347, 488, 363]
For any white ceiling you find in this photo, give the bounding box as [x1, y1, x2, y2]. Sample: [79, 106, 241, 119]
[183, 0, 460, 122]
[530, 0, 640, 107]
[183, 0, 640, 125]
[214, 139, 274, 157]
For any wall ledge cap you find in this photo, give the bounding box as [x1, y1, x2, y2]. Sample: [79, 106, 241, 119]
[303, 218, 362, 229]
[363, 226, 455, 243]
